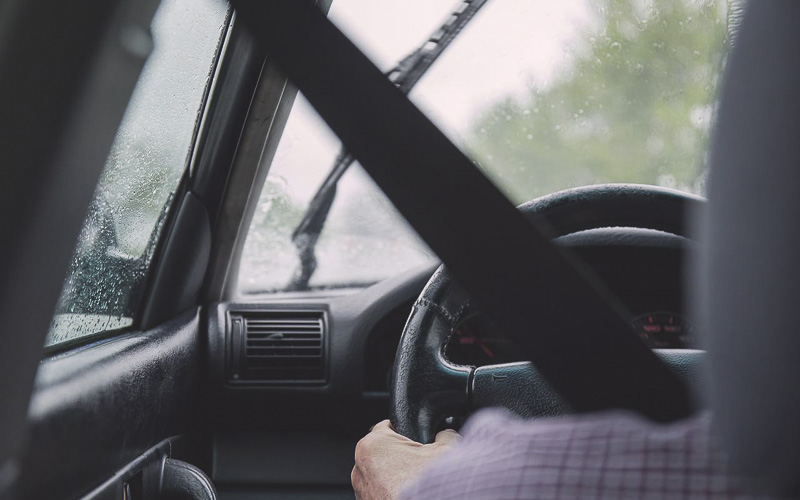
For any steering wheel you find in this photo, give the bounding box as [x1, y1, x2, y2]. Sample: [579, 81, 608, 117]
[390, 184, 705, 443]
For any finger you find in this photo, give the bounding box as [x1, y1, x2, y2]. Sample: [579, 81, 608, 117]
[434, 428, 462, 446]
[351, 464, 367, 499]
[367, 419, 416, 445]
[370, 419, 393, 433]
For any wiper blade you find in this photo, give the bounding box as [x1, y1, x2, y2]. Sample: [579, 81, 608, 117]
[287, 0, 490, 291]
[388, 0, 490, 93]
[288, 148, 353, 290]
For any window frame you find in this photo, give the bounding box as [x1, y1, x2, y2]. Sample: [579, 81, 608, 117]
[43, 3, 235, 355]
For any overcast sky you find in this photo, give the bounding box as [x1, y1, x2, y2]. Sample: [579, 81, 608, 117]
[269, 0, 593, 202]
[332, 0, 592, 130]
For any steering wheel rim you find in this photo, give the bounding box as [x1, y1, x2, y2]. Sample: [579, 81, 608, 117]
[390, 183, 704, 443]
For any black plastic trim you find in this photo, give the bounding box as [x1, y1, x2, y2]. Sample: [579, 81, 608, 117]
[226, 309, 329, 386]
[189, 15, 266, 225]
[138, 12, 264, 331]
[161, 458, 218, 500]
[140, 192, 213, 330]
[79, 439, 170, 500]
[20, 310, 202, 500]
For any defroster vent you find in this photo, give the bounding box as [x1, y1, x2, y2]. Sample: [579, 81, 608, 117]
[228, 311, 326, 384]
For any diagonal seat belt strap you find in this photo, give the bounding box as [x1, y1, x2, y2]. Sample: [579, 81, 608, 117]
[230, 0, 692, 422]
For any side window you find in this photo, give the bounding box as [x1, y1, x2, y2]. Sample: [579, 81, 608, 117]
[237, 95, 436, 294]
[45, 0, 229, 347]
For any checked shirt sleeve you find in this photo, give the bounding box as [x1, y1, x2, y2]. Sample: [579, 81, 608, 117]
[401, 409, 768, 500]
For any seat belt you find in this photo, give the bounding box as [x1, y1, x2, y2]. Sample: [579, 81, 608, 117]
[230, 0, 692, 422]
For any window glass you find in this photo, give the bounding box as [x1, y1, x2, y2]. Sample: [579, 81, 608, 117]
[237, 0, 454, 295]
[238, 96, 435, 293]
[238, 0, 732, 294]
[46, 0, 229, 347]
[411, 0, 733, 203]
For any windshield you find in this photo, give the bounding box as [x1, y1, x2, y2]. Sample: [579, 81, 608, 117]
[412, 0, 730, 202]
[238, 0, 731, 295]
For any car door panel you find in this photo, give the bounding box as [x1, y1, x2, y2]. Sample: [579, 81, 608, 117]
[20, 309, 203, 499]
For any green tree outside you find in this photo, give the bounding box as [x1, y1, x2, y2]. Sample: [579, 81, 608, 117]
[240, 0, 733, 292]
[466, 0, 730, 204]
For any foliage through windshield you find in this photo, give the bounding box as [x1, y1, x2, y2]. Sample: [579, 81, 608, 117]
[238, 0, 732, 294]
[458, 0, 729, 202]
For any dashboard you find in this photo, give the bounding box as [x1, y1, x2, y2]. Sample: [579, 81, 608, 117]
[211, 227, 695, 403]
[362, 227, 695, 389]
[446, 310, 694, 367]
[207, 226, 697, 490]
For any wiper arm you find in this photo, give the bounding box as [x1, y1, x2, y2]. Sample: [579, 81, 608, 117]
[288, 148, 353, 290]
[287, 0, 490, 291]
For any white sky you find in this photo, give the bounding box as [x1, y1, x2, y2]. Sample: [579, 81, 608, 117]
[269, 0, 593, 202]
[332, 0, 592, 131]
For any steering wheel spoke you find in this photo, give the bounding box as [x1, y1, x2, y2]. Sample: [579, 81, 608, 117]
[390, 300, 473, 443]
[471, 350, 704, 419]
[471, 362, 569, 418]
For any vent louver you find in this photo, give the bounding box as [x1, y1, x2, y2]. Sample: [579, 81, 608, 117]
[228, 311, 326, 384]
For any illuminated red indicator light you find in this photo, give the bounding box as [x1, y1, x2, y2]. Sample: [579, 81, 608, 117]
[630, 312, 694, 349]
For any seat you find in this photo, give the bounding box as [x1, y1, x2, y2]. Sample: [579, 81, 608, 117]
[700, 2, 800, 496]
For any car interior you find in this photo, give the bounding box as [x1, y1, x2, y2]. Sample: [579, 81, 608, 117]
[2, 0, 799, 499]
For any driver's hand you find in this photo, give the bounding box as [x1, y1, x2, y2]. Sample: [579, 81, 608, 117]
[352, 420, 461, 500]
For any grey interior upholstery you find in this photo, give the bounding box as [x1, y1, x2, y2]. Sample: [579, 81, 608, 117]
[700, 1, 800, 496]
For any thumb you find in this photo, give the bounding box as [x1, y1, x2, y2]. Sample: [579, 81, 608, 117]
[434, 428, 461, 446]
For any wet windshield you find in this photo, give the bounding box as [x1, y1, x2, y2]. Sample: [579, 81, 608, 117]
[286, 0, 488, 291]
[237, 0, 732, 294]
[410, 0, 731, 202]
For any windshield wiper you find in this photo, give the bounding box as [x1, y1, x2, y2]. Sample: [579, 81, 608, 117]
[286, 0, 490, 291]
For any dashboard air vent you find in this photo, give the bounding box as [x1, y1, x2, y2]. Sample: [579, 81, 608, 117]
[228, 311, 326, 384]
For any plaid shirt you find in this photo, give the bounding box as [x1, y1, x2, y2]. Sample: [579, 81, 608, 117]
[401, 410, 768, 500]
